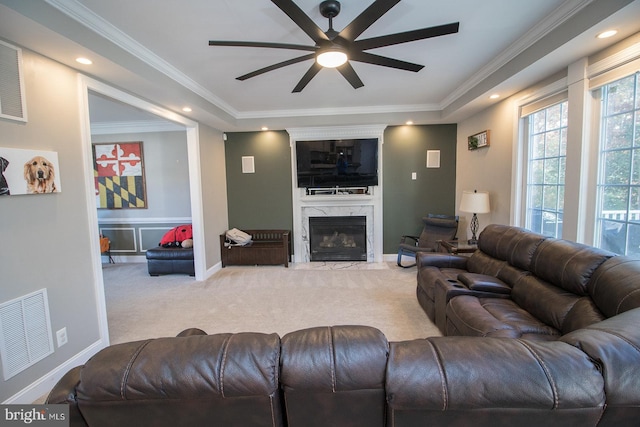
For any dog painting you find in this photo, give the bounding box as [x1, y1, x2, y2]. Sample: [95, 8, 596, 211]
[0, 157, 9, 195]
[24, 155, 57, 193]
[0, 147, 61, 196]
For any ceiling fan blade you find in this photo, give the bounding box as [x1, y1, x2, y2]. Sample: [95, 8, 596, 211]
[209, 40, 317, 52]
[349, 51, 424, 72]
[355, 22, 460, 50]
[338, 0, 400, 42]
[237, 53, 315, 81]
[292, 62, 323, 93]
[337, 62, 364, 89]
[272, 0, 330, 43]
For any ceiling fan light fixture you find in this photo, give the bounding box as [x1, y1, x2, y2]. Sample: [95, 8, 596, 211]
[316, 49, 348, 68]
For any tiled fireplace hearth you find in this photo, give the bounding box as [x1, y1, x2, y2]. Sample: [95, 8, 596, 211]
[288, 125, 386, 263]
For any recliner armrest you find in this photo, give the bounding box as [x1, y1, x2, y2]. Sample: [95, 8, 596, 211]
[417, 252, 468, 269]
[45, 366, 88, 427]
[457, 273, 511, 294]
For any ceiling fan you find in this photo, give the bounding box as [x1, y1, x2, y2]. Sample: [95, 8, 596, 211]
[209, 0, 459, 93]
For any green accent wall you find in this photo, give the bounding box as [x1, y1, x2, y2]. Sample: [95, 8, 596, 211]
[224, 131, 294, 230]
[225, 125, 457, 255]
[382, 125, 457, 253]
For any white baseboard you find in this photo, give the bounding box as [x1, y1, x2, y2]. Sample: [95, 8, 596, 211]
[3, 339, 106, 404]
[102, 255, 146, 263]
[383, 253, 399, 262]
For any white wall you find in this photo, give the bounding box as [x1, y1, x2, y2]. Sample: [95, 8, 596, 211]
[197, 124, 228, 273]
[456, 31, 640, 244]
[456, 100, 515, 240]
[92, 131, 191, 220]
[0, 50, 103, 403]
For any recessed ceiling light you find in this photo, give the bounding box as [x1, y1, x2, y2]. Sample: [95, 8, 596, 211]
[597, 29, 617, 39]
[489, 94, 500, 99]
[405, 121, 414, 125]
[261, 126, 269, 131]
[75, 57, 92, 65]
[182, 107, 192, 112]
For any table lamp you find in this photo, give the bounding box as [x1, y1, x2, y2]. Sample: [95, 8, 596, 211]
[459, 190, 490, 244]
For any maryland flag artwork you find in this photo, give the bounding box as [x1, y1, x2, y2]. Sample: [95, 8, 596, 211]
[93, 142, 147, 209]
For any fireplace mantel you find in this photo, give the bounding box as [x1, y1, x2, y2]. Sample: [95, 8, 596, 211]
[287, 125, 386, 263]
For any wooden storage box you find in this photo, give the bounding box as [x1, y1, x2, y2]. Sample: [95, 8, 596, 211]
[220, 229, 290, 267]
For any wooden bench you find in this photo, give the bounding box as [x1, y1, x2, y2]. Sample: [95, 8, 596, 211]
[220, 229, 291, 267]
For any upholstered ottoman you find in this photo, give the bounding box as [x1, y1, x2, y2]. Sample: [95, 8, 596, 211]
[146, 247, 195, 276]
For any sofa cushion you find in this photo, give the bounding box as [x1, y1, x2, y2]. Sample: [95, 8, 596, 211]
[280, 325, 388, 427]
[587, 256, 640, 317]
[562, 297, 605, 334]
[447, 296, 559, 339]
[530, 239, 613, 295]
[476, 224, 546, 270]
[511, 275, 581, 332]
[466, 251, 507, 276]
[386, 337, 605, 425]
[561, 308, 640, 422]
[75, 332, 283, 427]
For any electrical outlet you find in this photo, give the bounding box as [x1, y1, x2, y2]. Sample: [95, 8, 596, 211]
[411, 172, 417, 180]
[56, 327, 68, 347]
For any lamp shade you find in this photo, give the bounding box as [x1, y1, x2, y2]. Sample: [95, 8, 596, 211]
[459, 190, 490, 214]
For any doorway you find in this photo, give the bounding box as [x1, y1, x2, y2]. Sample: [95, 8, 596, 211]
[78, 75, 205, 345]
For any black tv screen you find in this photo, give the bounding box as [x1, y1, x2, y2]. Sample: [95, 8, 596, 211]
[296, 138, 379, 188]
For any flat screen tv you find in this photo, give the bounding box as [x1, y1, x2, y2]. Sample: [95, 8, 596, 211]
[296, 138, 379, 188]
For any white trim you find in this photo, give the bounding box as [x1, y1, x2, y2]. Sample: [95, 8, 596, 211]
[139, 227, 175, 252]
[442, 0, 593, 109]
[44, 0, 237, 118]
[77, 75, 110, 351]
[77, 75, 207, 349]
[511, 77, 569, 227]
[2, 340, 104, 404]
[108, 255, 147, 263]
[43, 0, 594, 121]
[587, 41, 640, 81]
[97, 217, 192, 225]
[90, 120, 185, 135]
[185, 125, 206, 281]
[99, 227, 136, 252]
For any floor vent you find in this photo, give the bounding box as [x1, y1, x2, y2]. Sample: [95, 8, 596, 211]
[0, 289, 54, 380]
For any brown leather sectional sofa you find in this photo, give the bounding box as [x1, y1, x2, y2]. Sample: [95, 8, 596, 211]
[47, 224, 640, 426]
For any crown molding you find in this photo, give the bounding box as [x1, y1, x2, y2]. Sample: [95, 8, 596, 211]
[441, 0, 594, 109]
[90, 120, 185, 135]
[237, 102, 441, 120]
[44, 0, 238, 117]
[286, 124, 387, 141]
[44, 0, 595, 123]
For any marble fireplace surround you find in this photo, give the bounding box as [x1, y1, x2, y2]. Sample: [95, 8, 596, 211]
[287, 125, 386, 263]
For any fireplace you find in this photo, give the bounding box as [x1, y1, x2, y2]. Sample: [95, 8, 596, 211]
[309, 216, 367, 261]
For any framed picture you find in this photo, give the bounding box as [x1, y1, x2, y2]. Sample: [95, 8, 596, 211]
[0, 147, 61, 196]
[93, 141, 147, 209]
[468, 130, 490, 150]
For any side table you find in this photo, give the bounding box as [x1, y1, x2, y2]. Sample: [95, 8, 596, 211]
[438, 240, 477, 255]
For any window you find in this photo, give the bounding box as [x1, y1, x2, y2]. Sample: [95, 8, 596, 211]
[524, 101, 568, 237]
[595, 72, 640, 256]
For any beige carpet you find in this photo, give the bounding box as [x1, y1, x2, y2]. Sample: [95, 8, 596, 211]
[103, 262, 440, 344]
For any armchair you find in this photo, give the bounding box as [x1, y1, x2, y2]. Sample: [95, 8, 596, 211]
[397, 214, 459, 268]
